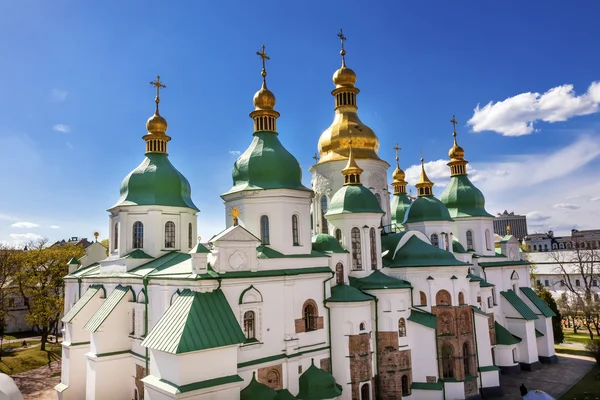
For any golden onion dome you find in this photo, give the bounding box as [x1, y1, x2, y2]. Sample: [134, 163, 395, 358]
[448, 141, 465, 160]
[392, 165, 406, 181]
[333, 66, 357, 88]
[146, 113, 168, 135]
[253, 84, 276, 110]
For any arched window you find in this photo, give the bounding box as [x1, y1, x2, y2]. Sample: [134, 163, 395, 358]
[442, 345, 454, 378]
[436, 290, 452, 306]
[419, 291, 427, 306]
[533, 244, 537, 251]
[369, 228, 377, 270]
[351, 227, 362, 271]
[266, 369, 281, 390]
[320, 196, 328, 234]
[165, 221, 176, 248]
[114, 223, 119, 250]
[544, 244, 548, 251]
[430, 234, 439, 247]
[304, 303, 317, 331]
[188, 223, 193, 248]
[485, 229, 491, 250]
[359, 322, 366, 331]
[243, 311, 255, 339]
[335, 229, 342, 243]
[559, 243, 565, 249]
[445, 233, 450, 251]
[401, 375, 410, 396]
[466, 230, 473, 250]
[292, 215, 299, 245]
[260, 215, 270, 245]
[398, 318, 406, 337]
[552, 243, 557, 250]
[335, 262, 344, 285]
[463, 342, 470, 375]
[360, 383, 370, 400]
[458, 292, 465, 305]
[133, 221, 144, 249]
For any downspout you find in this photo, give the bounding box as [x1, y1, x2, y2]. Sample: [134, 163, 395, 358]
[436, 324, 445, 400]
[143, 277, 149, 375]
[471, 308, 483, 396]
[77, 278, 82, 298]
[374, 298, 381, 400]
[323, 271, 335, 372]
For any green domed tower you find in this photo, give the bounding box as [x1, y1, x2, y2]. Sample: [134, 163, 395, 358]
[390, 144, 411, 228]
[403, 158, 453, 224]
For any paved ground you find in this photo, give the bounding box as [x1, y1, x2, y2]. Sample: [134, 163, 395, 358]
[11, 360, 61, 400]
[500, 354, 595, 399]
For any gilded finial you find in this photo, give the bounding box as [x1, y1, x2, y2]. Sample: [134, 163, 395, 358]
[337, 28, 347, 67]
[312, 153, 320, 163]
[341, 131, 363, 185]
[447, 114, 467, 175]
[416, 157, 434, 196]
[391, 143, 406, 194]
[256, 45, 270, 87]
[394, 143, 401, 166]
[150, 76, 166, 115]
[450, 114, 458, 142]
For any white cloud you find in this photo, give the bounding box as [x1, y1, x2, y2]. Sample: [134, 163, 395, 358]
[0, 213, 17, 221]
[468, 81, 600, 136]
[50, 89, 68, 102]
[11, 221, 40, 228]
[50, 225, 60, 229]
[553, 203, 580, 210]
[53, 124, 71, 133]
[526, 211, 551, 222]
[590, 196, 600, 202]
[229, 150, 241, 155]
[10, 233, 43, 241]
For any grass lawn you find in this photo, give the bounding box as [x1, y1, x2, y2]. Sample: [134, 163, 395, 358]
[0, 342, 61, 375]
[559, 365, 600, 399]
[563, 329, 596, 345]
[555, 345, 593, 358]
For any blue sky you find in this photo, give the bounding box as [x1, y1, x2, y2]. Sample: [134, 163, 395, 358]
[1, 0, 600, 244]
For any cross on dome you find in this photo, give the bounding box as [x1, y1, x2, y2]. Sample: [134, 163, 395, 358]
[337, 28, 347, 66]
[256, 45, 270, 85]
[450, 114, 458, 137]
[150, 75, 166, 114]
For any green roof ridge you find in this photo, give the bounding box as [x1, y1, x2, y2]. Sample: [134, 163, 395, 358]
[349, 270, 412, 290]
[124, 249, 154, 259]
[325, 284, 375, 303]
[494, 322, 521, 345]
[407, 308, 437, 329]
[190, 243, 211, 254]
[520, 287, 556, 317]
[384, 235, 468, 268]
[84, 285, 132, 332]
[241, 372, 277, 400]
[297, 359, 343, 400]
[62, 284, 104, 323]
[500, 290, 538, 320]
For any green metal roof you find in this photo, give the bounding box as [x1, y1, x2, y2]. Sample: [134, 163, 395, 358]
[325, 284, 374, 303]
[391, 193, 412, 226]
[112, 153, 198, 210]
[520, 287, 556, 317]
[453, 239, 467, 253]
[123, 249, 154, 259]
[500, 290, 538, 320]
[311, 234, 348, 254]
[403, 195, 453, 224]
[297, 359, 343, 400]
[141, 288, 245, 354]
[380, 231, 407, 259]
[326, 184, 384, 216]
[408, 308, 437, 329]
[468, 273, 483, 282]
[383, 235, 469, 268]
[480, 280, 495, 288]
[67, 257, 80, 265]
[240, 372, 277, 400]
[84, 285, 133, 332]
[479, 260, 531, 267]
[143, 374, 243, 395]
[190, 243, 211, 254]
[225, 132, 310, 195]
[411, 381, 443, 391]
[471, 306, 488, 316]
[62, 284, 104, 323]
[535, 329, 544, 338]
[256, 246, 325, 259]
[494, 322, 521, 345]
[439, 175, 492, 218]
[349, 270, 412, 290]
[276, 389, 297, 400]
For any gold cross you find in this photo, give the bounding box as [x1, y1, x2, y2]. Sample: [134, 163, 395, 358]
[150, 76, 166, 113]
[312, 153, 319, 163]
[256, 45, 270, 84]
[450, 114, 458, 135]
[337, 28, 347, 66]
[393, 143, 401, 162]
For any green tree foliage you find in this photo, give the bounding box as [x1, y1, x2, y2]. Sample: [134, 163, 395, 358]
[16, 239, 84, 351]
[536, 282, 565, 344]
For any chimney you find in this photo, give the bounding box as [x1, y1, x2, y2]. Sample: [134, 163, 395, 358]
[67, 257, 80, 274]
[189, 242, 210, 274]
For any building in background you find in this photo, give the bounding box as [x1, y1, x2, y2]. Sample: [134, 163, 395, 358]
[493, 210, 528, 239]
[523, 229, 600, 252]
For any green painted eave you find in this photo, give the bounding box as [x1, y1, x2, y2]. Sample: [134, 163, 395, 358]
[225, 131, 310, 195]
[297, 362, 343, 400]
[391, 193, 412, 226]
[500, 290, 538, 320]
[141, 288, 245, 354]
[403, 195, 453, 224]
[143, 374, 243, 395]
[439, 175, 492, 218]
[471, 306, 488, 316]
[408, 308, 437, 329]
[495, 322, 521, 345]
[480, 260, 531, 267]
[383, 235, 469, 268]
[349, 270, 412, 290]
[257, 245, 325, 259]
[326, 184, 384, 216]
[84, 285, 132, 332]
[62, 284, 104, 322]
[311, 234, 348, 254]
[411, 381, 443, 391]
[520, 287, 556, 317]
[535, 329, 544, 338]
[325, 284, 374, 303]
[112, 153, 198, 211]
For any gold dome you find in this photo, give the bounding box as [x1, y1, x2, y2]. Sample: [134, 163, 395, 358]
[146, 112, 168, 135]
[392, 165, 406, 181]
[317, 114, 380, 162]
[253, 83, 276, 110]
[333, 66, 357, 88]
[448, 140, 465, 160]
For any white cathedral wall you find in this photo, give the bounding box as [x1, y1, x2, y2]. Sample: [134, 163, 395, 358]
[221, 189, 313, 255]
[403, 221, 455, 252]
[452, 218, 495, 256]
[59, 344, 89, 400]
[494, 344, 518, 367]
[506, 320, 538, 364]
[86, 352, 132, 400]
[483, 265, 530, 295]
[406, 321, 437, 382]
[535, 318, 555, 358]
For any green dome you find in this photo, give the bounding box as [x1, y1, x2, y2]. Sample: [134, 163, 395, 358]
[311, 234, 347, 254]
[297, 360, 343, 400]
[326, 185, 384, 216]
[226, 132, 309, 194]
[241, 373, 277, 400]
[403, 196, 452, 224]
[440, 175, 492, 218]
[112, 153, 197, 210]
[391, 193, 412, 226]
[383, 235, 468, 268]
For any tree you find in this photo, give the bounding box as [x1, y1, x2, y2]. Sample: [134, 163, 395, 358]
[16, 239, 84, 351]
[549, 245, 600, 339]
[536, 283, 564, 344]
[0, 244, 20, 342]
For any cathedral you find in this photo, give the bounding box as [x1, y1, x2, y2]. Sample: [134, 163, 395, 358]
[56, 33, 556, 400]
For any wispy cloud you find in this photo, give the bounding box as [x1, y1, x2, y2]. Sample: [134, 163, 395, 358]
[49, 225, 60, 229]
[11, 221, 39, 228]
[0, 213, 17, 221]
[468, 81, 600, 136]
[553, 203, 580, 210]
[229, 150, 241, 155]
[10, 233, 43, 241]
[526, 211, 552, 222]
[53, 124, 71, 133]
[66, 142, 74, 150]
[590, 196, 600, 202]
[50, 89, 68, 102]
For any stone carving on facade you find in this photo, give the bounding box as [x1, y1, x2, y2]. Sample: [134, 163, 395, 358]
[312, 173, 330, 195]
[439, 312, 453, 335]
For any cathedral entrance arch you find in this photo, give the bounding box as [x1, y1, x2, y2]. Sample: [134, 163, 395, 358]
[360, 383, 371, 399]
